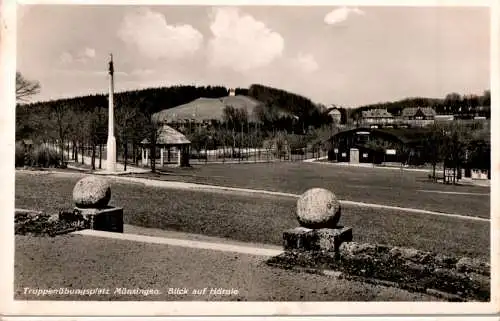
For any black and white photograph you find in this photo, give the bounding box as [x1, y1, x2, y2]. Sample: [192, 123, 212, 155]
[2, 0, 498, 317]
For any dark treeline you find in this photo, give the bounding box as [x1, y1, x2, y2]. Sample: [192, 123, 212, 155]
[248, 84, 332, 132]
[351, 90, 491, 119]
[17, 85, 236, 139]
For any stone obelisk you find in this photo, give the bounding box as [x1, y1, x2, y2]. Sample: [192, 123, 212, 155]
[106, 54, 117, 172]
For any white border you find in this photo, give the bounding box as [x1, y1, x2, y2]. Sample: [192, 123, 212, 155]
[1, 0, 499, 318]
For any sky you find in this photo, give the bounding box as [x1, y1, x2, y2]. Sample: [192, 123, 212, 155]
[17, 5, 491, 107]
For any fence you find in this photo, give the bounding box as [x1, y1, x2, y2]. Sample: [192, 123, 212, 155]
[187, 146, 329, 165]
[51, 141, 331, 169]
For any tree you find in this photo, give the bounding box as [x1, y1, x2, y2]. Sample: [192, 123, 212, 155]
[115, 95, 139, 171]
[444, 92, 461, 114]
[424, 124, 446, 181]
[441, 123, 471, 184]
[16, 72, 41, 102]
[83, 110, 100, 170]
[47, 101, 73, 165]
[223, 105, 249, 157]
[479, 90, 490, 107]
[187, 127, 210, 155]
[141, 94, 162, 173]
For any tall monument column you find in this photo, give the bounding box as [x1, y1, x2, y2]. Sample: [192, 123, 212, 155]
[106, 53, 117, 172]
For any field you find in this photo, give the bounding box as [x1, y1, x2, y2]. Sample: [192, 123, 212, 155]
[134, 162, 490, 218]
[15, 164, 490, 260]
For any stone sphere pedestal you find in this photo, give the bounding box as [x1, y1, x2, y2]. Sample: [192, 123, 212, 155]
[283, 188, 352, 252]
[72, 176, 123, 233]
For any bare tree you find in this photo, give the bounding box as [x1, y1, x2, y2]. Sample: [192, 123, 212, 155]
[16, 72, 41, 102]
[47, 101, 73, 166]
[115, 99, 138, 172]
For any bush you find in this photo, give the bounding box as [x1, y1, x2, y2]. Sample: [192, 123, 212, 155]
[32, 145, 60, 168]
[15, 142, 25, 167]
[190, 151, 208, 159]
[268, 241, 490, 301]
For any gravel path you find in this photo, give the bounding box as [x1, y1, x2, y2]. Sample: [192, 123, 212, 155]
[15, 234, 443, 301]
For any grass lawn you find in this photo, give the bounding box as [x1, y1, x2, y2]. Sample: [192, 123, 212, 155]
[15, 234, 443, 301]
[15, 172, 490, 260]
[133, 162, 490, 218]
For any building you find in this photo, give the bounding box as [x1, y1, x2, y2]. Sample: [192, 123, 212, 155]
[360, 109, 394, 128]
[327, 107, 342, 123]
[434, 114, 454, 123]
[328, 127, 430, 165]
[399, 107, 436, 127]
[140, 124, 191, 167]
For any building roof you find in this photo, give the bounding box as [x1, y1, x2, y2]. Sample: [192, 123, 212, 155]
[361, 109, 394, 119]
[333, 127, 430, 145]
[434, 115, 454, 120]
[141, 124, 190, 146]
[401, 107, 436, 117]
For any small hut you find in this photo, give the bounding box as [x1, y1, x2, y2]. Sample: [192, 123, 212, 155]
[140, 125, 191, 167]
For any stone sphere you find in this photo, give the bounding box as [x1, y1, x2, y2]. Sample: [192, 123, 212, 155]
[296, 188, 341, 228]
[73, 176, 111, 208]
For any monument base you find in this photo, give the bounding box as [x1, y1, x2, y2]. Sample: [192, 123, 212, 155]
[75, 206, 123, 233]
[106, 136, 117, 172]
[283, 226, 352, 252]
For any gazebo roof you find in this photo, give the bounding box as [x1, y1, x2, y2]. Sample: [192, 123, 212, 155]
[141, 125, 191, 146]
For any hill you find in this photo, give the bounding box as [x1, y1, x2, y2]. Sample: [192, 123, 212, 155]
[152, 95, 294, 123]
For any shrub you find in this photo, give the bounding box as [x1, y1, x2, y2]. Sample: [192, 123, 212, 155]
[190, 151, 208, 160]
[32, 145, 60, 168]
[15, 142, 25, 167]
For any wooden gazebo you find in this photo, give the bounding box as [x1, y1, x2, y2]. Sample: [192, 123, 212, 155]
[140, 125, 191, 167]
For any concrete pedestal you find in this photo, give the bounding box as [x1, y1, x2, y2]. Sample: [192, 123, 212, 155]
[106, 136, 116, 172]
[283, 226, 352, 252]
[75, 206, 123, 233]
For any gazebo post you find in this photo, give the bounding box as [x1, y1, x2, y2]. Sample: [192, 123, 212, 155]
[160, 146, 164, 167]
[177, 145, 181, 167]
[167, 147, 171, 164]
[145, 148, 149, 167]
[141, 147, 146, 166]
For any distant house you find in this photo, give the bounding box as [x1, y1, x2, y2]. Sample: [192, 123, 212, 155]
[399, 107, 436, 127]
[360, 109, 394, 128]
[327, 107, 342, 123]
[434, 114, 454, 123]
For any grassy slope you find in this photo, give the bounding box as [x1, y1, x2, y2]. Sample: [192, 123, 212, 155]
[154, 95, 262, 122]
[15, 235, 442, 301]
[15, 172, 490, 260]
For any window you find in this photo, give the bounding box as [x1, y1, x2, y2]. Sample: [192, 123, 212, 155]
[356, 134, 369, 144]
